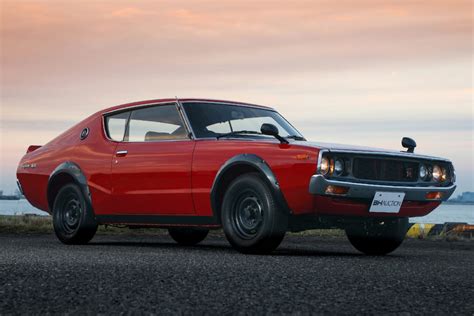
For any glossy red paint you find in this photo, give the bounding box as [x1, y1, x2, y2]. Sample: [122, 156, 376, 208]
[17, 98, 444, 227]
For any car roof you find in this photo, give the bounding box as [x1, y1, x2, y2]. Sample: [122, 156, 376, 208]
[101, 98, 274, 115]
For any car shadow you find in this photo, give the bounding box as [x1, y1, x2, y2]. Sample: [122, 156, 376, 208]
[87, 239, 403, 258]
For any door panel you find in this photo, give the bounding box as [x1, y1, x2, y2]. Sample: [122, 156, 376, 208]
[108, 103, 195, 215]
[110, 140, 195, 215]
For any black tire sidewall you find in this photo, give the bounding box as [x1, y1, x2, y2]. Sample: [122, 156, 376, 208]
[221, 173, 287, 252]
[168, 227, 209, 246]
[53, 183, 97, 244]
[345, 218, 408, 255]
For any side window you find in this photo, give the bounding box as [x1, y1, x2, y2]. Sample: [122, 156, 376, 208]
[127, 104, 188, 142]
[105, 111, 130, 141]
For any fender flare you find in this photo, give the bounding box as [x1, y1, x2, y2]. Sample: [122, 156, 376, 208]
[210, 154, 292, 219]
[47, 161, 93, 212]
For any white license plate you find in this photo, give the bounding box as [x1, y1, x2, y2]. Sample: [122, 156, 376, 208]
[369, 191, 405, 213]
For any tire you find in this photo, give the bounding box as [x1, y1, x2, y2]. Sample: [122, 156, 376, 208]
[345, 217, 409, 255]
[53, 183, 98, 244]
[168, 227, 209, 246]
[221, 173, 287, 254]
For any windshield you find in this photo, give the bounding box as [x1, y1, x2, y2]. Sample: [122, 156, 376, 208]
[182, 102, 303, 139]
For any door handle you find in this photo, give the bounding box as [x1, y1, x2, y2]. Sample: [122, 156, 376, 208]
[116, 150, 128, 157]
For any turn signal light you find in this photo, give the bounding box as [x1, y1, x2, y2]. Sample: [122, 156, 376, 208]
[425, 192, 443, 200]
[325, 185, 349, 195]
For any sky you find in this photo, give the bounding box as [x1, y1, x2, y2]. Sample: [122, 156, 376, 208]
[0, 0, 472, 195]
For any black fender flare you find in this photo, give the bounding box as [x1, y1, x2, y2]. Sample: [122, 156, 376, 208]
[210, 154, 291, 220]
[47, 162, 93, 212]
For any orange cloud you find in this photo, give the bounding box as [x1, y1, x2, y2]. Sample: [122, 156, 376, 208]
[108, 7, 156, 18]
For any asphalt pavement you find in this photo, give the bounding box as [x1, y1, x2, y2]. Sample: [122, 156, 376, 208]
[0, 233, 473, 315]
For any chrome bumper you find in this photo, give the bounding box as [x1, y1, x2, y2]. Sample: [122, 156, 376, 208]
[309, 175, 456, 201]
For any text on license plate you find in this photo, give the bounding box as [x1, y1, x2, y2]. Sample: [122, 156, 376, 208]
[369, 191, 405, 213]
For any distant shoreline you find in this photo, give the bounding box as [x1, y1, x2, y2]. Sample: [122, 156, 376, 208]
[444, 201, 474, 206]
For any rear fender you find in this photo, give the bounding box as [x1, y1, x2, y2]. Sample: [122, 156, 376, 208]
[47, 162, 93, 213]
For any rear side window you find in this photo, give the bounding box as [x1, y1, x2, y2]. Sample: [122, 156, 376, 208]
[105, 111, 130, 141]
[127, 104, 188, 142]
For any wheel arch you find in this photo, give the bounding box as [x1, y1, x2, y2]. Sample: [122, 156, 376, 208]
[47, 162, 93, 213]
[210, 154, 291, 222]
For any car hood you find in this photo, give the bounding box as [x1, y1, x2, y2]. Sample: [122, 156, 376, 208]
[294, 141, 450, 162]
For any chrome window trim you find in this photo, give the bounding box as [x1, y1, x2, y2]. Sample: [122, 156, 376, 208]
[176, 98, 196, 140]
[102, 102, 192, 143]
[102, 100, 175, 116]
[180, 99, 275, 111]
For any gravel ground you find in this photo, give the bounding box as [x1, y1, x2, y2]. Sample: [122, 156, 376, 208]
[0, 233, 473, 315]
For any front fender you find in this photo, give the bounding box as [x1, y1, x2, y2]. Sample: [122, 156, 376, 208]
[210, 154, 292, 218]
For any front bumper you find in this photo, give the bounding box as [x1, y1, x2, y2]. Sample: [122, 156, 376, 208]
[309, 175, 456, 202]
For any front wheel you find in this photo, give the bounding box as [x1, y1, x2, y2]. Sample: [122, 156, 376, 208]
[53, 183, 98, 244]
[345, 217, 409, 255]
[221, 173, 287, 254]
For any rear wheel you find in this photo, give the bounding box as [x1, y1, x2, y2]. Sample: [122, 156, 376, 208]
[345, 218, 409, 255]
[53, 183, 98, 244]
[168, 227, 209, 246]
[221, 173, 287, 254]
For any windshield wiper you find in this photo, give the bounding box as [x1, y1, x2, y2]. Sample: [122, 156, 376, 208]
[286, 135, 306, 141]
[216, 130, 263, 139]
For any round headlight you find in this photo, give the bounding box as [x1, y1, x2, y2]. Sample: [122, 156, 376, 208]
[441, 168, 448, 182]
[319, 157, 330, 175]
[334, 159, 344, 175]
[432, 165, 442, 182]
[419, 164, 428, 180]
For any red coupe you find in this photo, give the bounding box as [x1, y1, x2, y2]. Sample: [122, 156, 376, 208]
[17, 99, 456, 254]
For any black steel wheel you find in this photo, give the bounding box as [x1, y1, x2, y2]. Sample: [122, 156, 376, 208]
[168, 227, 209, 246]
[221, 173, 287, 254]
[345, 217, 409, 255]
[53, 183, 97, 244]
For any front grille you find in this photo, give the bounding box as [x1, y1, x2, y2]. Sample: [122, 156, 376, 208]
[352, 158, 418, 182]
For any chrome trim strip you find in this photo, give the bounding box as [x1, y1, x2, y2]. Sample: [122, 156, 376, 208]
[176, 97, 196, 140]
[103, 99, 274, 117]
[309, 174, 457, 201]
[316, 149, 329, 174]
[180, 99, 275, 111]
[102, 100, 175, 116]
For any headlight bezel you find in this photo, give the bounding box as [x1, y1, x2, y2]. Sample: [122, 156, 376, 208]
[319, 156, 330, 175]
[318, 153, 348, 177]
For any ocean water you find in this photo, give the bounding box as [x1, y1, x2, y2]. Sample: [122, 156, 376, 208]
[0, 199, 472, 224]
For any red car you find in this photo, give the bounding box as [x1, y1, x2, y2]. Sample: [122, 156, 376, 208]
[17, 98, 456, 255]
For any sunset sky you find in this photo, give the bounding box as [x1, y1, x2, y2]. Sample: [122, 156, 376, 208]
[1, 0, 472, 194]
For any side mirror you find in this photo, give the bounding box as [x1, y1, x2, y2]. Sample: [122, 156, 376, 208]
[261, 123, 289, 144]
[402, 137, 416, 153]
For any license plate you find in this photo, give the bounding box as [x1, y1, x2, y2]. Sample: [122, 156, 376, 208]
[369, 191, 405, 213]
